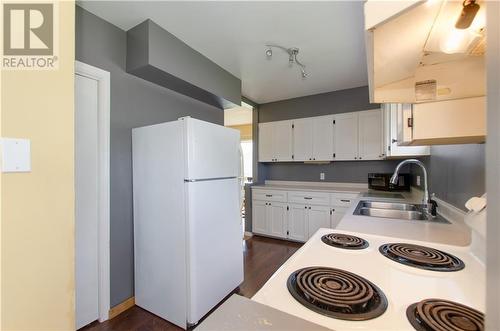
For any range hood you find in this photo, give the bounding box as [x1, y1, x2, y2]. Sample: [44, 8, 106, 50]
[365, 0, 486, 104]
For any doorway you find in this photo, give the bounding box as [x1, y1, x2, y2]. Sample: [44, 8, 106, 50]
[75, 61, 110, 329]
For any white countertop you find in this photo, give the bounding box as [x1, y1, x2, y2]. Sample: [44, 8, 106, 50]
[251, 181, 472, 247]
[337, 195, 471, 247]
[251, 180, 367, 194]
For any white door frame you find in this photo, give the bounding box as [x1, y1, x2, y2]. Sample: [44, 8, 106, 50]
[75, 61, 111, 323]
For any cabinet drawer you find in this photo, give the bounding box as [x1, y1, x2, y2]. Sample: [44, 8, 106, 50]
[330, 193, 359, 207]
[288, 191, 330, 206]
[252, 189, 287, 202]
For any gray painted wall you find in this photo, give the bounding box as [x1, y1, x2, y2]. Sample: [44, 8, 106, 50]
[76, 7, 224, 306]
[127, 20, 241, 109]
[411, 144, 485, 211]
[259, 86, 379, 123]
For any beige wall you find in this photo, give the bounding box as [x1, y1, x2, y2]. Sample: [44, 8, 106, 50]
[1, 2, 75, 330]
[228, 124, 252, 141]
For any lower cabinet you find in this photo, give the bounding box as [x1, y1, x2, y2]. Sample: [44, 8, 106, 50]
[252, 200, 288, 239]
[307, 205, 331, 238]
[331, 207, 348, 229]
[252, 189, 358, 243]
[288, 204, 308, 242]
[268, 202, 288, 238]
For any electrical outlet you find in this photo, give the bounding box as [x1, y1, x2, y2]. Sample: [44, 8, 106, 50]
[320, 172, 325, 181]
[416, 175, 421, 186]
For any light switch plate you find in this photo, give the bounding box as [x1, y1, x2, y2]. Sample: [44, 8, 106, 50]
[1, 138, 31, 172]
[320, 172, 325, 181]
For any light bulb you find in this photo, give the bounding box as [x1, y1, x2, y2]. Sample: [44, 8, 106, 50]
[440, 28, 473, 54]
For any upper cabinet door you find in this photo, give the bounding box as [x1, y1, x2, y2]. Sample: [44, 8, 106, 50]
[312, 115, 334, 161]
[358, 109, 384, 160]
[258, 123, 274, 162]
[273, 121, 293, 162]
[333, 113, 359, 161]
[293, 118, 313, 161]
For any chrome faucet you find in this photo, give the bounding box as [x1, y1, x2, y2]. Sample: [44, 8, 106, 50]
[390, 159, 437, 217]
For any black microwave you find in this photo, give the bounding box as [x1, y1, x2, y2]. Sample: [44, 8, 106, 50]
[368, 173, 411, 192]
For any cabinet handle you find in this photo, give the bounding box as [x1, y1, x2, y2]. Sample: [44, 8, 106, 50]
[309, 207, 311, 209]
[265, 194, 273, 197]
[340, 199, 350, 203]
[304, 197, 312, 200]
[304, 206, 307, 209]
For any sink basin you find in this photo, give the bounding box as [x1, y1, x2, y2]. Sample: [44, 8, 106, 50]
[358, 201, 418, 211]
[356, 207, 427, 220]
[353, 200, 450, 223]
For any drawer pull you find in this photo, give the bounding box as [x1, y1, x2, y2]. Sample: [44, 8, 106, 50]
[265, 194, 273, 197]
[340, 199, 351, 203]
[304, 197, 313, 200]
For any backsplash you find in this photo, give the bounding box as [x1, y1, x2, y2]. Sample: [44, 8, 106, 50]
[411, 144, 485, 211]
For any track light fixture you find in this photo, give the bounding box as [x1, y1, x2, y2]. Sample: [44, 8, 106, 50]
[265, 44, 308, 79]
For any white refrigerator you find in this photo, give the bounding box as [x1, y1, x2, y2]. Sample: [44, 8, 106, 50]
[132, 117, 244, 329]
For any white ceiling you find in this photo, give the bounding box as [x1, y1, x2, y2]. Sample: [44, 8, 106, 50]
[78, 1, 368, 104]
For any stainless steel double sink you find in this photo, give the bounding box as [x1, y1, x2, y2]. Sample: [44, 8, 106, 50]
[353, 200, 449, 223]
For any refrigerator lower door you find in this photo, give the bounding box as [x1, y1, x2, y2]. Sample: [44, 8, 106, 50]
[185, 177, 244, 325]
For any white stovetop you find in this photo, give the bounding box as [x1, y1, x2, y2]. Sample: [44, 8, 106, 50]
[252, 228, 485, 331]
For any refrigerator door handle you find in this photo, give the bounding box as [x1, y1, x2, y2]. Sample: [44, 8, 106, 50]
[184, 176, 237, 183]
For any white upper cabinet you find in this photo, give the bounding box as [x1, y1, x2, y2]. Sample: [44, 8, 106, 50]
[383, 104, 430, 157]
[292, 118, 313, 161]
[312, 115, 334, 161]
[333, 113, 359, 161]
[258, 122, 274, 162]
[258, 121, 293, 162]
[259, 109, 386, 162]
[358, 109, 384, 160]
[273, 121, 293, 161]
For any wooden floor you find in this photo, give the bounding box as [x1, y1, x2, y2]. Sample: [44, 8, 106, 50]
[81, 235, 302, 331]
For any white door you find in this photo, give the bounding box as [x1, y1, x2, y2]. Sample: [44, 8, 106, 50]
[252, 200, 268, 234]
[331, 207, 348, 229]
[75, 74, 99, 329]
[268, 202, 288, 238]
[186, 178, 243, 324]
[292, 118, 313, 161]
[288, 204, 308, 242]
[358, 109, 384, 160]
[308, 205, 331, 238]
[273, 121, 293, 161]
[312, 115, 334, 161]
[258, 123, 274, 162]
[333, 113, 359, 160]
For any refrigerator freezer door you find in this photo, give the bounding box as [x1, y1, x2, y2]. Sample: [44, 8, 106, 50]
[184, 118, 240, 180]
[185, 178, 244, 325]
